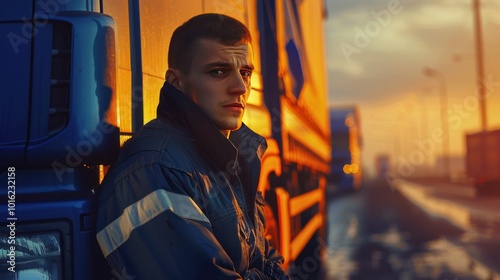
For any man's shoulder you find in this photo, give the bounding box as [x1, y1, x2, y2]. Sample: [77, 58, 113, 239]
[98, 119, 200, 197]
[112, 119, 198, 174]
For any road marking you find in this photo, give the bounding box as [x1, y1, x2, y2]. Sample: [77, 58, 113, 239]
[395, 180, 471, 229]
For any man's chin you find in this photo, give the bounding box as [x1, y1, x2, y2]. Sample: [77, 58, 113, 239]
[231, 125, 243, 132]
[232, 122, 245, 131]
[216, 121, 242, 132]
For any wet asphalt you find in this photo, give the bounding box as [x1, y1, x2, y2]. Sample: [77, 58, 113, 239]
[305, 177, 500, 280]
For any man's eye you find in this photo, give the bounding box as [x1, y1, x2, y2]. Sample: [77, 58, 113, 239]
[241, 71, 252, 77]
[210, 69, 225, 76]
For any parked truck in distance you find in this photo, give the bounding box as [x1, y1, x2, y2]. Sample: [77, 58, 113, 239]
[328, 106, 362, 194]
[466, 129, 500, 195]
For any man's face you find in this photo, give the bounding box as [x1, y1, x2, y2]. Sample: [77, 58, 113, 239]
[178, 39, 254, 137]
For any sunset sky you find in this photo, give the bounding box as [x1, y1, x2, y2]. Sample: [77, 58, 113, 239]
[324, 0, 500, 177]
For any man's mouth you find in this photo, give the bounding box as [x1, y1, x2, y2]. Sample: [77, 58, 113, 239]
[223, 103, 245, 111]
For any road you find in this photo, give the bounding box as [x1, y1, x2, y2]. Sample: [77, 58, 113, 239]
[304, 177, 500, 280]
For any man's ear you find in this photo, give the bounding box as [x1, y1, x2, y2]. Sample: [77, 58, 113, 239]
[165, 69, 183, 91]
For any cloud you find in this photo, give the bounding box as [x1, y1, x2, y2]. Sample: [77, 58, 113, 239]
[325, 0, 477, 104]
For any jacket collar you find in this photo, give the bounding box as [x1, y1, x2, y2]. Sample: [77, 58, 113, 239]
[156, 82, 266, 174]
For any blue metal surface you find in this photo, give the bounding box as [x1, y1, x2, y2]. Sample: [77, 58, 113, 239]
[0, 23, 32, 167]
[1, 12, 119, 168]
[128, 0, 144, 133]
[258, 0, 283, 151]
[0, 0, 33, 21]
[27, 12, 119, 168]
[283, 0, 305, 99]
[34, 0, 100, 14]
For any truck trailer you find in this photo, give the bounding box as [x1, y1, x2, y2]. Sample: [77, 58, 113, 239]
[0, 0, 330, 278]
[466, 129, 500, 195]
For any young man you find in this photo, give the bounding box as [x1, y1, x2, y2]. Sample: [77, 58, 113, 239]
[96, 13, 289, 279]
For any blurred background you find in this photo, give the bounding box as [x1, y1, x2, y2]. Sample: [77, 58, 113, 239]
[316, 1, 500, 279]
[326, 0, 500, 180]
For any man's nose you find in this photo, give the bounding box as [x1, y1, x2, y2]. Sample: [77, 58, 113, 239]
[229, 72, 248, 95]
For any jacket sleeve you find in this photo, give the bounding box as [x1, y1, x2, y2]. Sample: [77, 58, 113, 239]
[243, 238, 289, 280]
[97, 165, 245, 279]
[245, 192, 290, 280]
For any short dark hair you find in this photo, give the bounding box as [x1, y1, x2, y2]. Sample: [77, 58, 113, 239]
[168, 13, 252, 74]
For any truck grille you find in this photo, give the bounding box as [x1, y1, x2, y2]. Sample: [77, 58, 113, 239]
[48, 22, 71, 135]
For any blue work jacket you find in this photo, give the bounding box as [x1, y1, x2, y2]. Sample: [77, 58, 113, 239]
[96, 82, 288, 279]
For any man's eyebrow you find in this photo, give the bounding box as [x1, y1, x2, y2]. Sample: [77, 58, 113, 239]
[243, 64, 255, 71]
[203, 62, 254, 71]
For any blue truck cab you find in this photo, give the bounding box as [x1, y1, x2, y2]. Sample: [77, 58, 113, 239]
[1, 2, 118, 279]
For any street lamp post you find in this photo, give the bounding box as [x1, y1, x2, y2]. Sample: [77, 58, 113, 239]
[423, 67, 450, 179]
[473, 0, 487, 131]
[419, 87, 431, 173]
